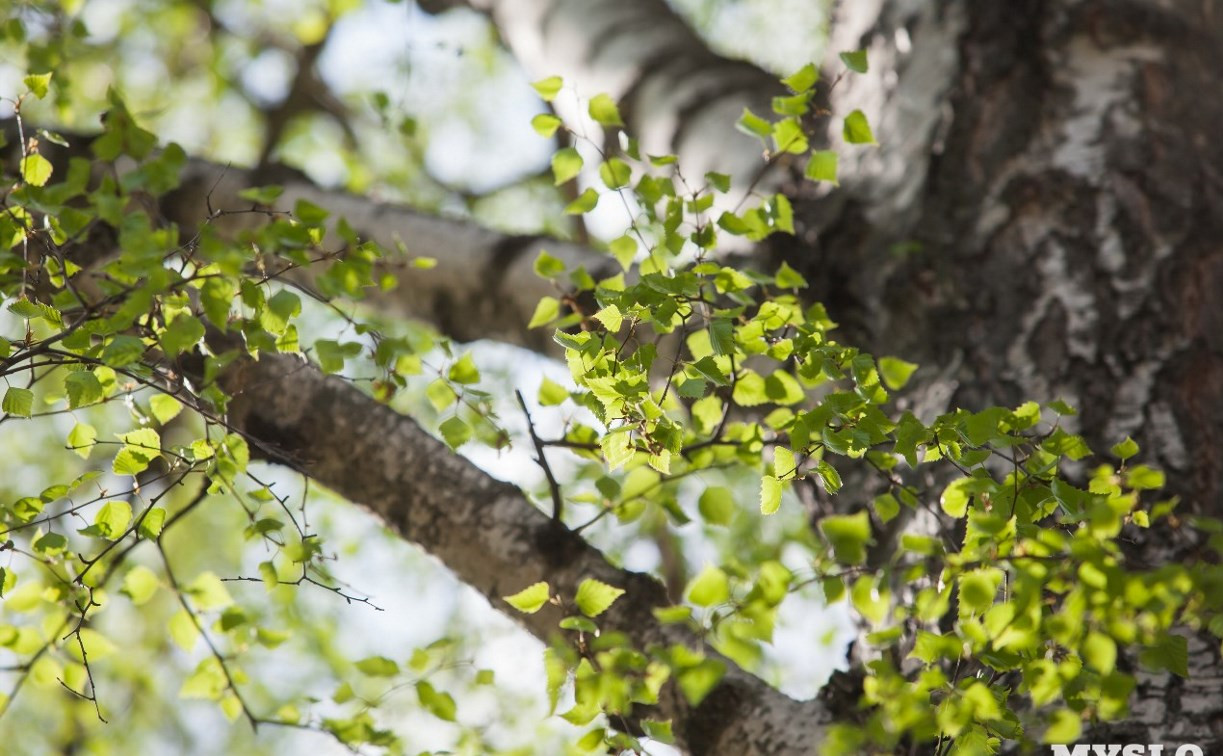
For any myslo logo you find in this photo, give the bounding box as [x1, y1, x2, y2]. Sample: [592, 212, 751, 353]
[1050, 746, 1204, 756]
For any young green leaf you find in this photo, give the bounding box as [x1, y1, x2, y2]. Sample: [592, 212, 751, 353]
[588, 94, 623, 127]
[878, 356, 918, 390]
[23, 72, 52, 98]
[532, 76, 563, 101]
[2, 387, 33, 417]
[843, 109, 877, 145]
[551, 147, 583, 184]
[20, 153, 52, 186]
[781, 62, 818, 92]
[698, 487, 735, 526]
[531, 113, 563, 137]
[564, 187, 600, 214]
[805, 150, 839, 184]
[840, 50, 869, 74]
[687, 565, 730, 607]
[760, 475, 782, 515]
[574, 578, 624, 617]
[504, 582, 551, 613]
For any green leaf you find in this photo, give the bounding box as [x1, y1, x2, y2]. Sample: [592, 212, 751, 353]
[759, 475, 782, 515]
[139, 507, 166, 539]
[8, 299, 43, 319]
[873, 493, 900, 523]
[958, 569, 1002, 614]
[1042, 708, 1081, 744]
[608, 236, 637, 270]
[676, 659, 724, 706]
[599, 158, 632, 189]
[447, 353, 480, 384]
[1083, 631, 1117, 674]
[1126, 465, 1165, 490]
[551, 147, 583, 185]
[528, 296, 561, 329]
[67, 423, 97, 459]
[601, 428, 635, 471]
[102, 335, 146, 367]
[593, 304, 623, 332]
[2, 387, 33, 417]
[878, 356, 918, 390]
[149, 394, 183, 425]
[426, 379, 456, 411]
[160, 315, 204, 358]
[65, 371, 103, 408]
[538, 377, 569, 406]
[736, 108, 773, 140]
[816, 461, 843, 494]
[819, 511, 871, 565]
[805, 150, 839, 185]
[775, 261, 807, 289]
[20, 153, 53, 186]
[169, 608, 200, 651]
[238, 185, 284, 204]
[698, 172, 728, 195]
[1110, 436, 1139, 460]
[687, 565, 729, 607]
[772, 118, 808, 154]
[559, 616, 598, 633]
[262, 290, 301, 334]
[1140, 632, 1188, 677]
[851, 575, 889, 624]
[439, 416, 472, 449]
[843, 109, 877, 145]
[532, 76, 563, 101]
[839, 50, 869, 73]
[180, 658, 225, 700]
[534, 250, 566, 279]
[574, 578, 624, 617]
[186, 571, 232, 610]
[88, 500, 132, 540]
[23, 72, 52, 98]
[531, 113, 562, 137]
[504, 582, 550, 613]
[416, 680, 457, 721]
[781, 62, 818, 92]
[588, 94, 623, 127]
[774, 446, 797, 479]
[564, 187, 600, 214]
[121, 565, 159, 606]
[699, 487, 735, 526]
[940, 478, 973, 517]
[355, 656, 399, 677]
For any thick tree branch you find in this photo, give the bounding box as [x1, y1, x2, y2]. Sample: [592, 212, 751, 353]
[216, 352, 837, 755]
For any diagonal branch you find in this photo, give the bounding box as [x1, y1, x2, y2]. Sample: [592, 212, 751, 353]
[216, 351, 838, 756]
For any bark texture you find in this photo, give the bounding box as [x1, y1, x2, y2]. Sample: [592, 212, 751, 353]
[164, 161, 614, 352]
[434, 0, 786, 191]
[773, 0, 1223, 748]
[216, 352, 837, 756]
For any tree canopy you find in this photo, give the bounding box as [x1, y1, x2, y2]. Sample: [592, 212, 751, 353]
[2, 1, 1222, 754]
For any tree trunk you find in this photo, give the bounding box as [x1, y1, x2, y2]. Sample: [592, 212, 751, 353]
[774, 0, 1223, 748]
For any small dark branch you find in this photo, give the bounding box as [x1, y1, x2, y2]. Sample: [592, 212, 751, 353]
[94, 480, 211, 592]
[73, 470, 202, 584]
[515, 389, 565, 522]
[157, 541, 259, 732]
[59, 587, 107, 723]
[220, 572, 384, 612]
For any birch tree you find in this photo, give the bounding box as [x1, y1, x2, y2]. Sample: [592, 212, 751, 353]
[1, 0, 1221, 754]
